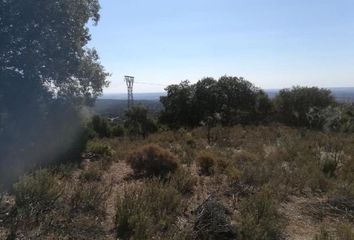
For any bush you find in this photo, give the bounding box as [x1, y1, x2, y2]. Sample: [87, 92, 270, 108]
[124, 106, 158, 139]
[313, 224, 354, 240]
[194, 198, 236, 240]
[70, 181, 111, 215]
[13, 169, 63, 219]
[238, 188, 282, 240]
[313, 228, 335, 240]
[115, 180, 182, 239]
[91, 115, 111, 138]
[168, 168, 197, 195]
[79, 166, 102, 182]
[196, 154, 216, 176]
[86, 141, 114, 157]
[274, 86, 335, 127]
[126, 144, 179, 178]
[111, 125, 125, 137]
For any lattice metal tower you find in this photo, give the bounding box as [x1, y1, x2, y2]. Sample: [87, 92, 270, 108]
[124, 76, 134, 109]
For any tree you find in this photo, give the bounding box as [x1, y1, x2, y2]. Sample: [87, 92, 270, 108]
[125, 106, 158, 139]
[159, 80, 195, 127]
[159, 76, 271, 128]
[0, 0, 108, 186]
[216, 76, 268, 125]
[192, 77, 219, 124]
[91, 115, 111, 138]
[274, 87, 335, 127]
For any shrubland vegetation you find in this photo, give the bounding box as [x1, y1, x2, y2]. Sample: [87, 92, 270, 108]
[1, 0, 354, 239]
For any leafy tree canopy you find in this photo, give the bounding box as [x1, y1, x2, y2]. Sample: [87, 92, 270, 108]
[160, 76, 272, 128]
[0, 0, 108, 186]
[274, 86, 335, 127]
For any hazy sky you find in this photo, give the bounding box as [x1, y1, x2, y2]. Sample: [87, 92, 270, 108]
[88, 0, 354, 93]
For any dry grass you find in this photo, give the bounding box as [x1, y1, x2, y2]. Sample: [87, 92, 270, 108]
[2, 125, 354, 239]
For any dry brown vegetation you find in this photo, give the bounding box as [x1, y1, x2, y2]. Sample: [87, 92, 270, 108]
[1, 125, 354, 239]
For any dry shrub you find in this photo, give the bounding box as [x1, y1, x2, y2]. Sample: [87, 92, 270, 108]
[168, 168, 197, 195]
[13, 169, 63, 220]
[237, 188, 283, 240]
[70, 181, 111, 215]
[336, 224, 354, 240]
[313, 227, 335, 240]
[196, 154, 216, 176]
[115, 179, 182, 239]
[79, 165, 102, 182]
[194, 198, 236, 240]
[126, 144, 179, 178]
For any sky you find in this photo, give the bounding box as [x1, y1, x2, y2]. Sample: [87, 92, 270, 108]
[88, 0, 354, 93]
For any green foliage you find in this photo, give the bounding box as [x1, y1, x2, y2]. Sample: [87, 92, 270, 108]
[111, 125, 125, 137]
[86, 141, 114, 157]
[238, 188, 282, 240]
[0, 0, 108, 186]
[307, 104, 354, 132]
[127, 144, 179, 178]
[13, 169, 63, 219]
[91, 115, 111, 138]
[160, 76, 272, 128]
[197, 154, 216, 176]
[115, 180, 182, 239]
[125, 105, 158, 138]
[274, 86, 335, 127]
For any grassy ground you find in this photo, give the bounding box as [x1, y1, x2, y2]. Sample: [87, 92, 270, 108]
[1, 125, 354, 239]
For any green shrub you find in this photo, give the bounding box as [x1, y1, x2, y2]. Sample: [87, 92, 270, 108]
[115, 180, 182, 239]
[13, 169, 63, 218]
[126, 144, 179, 178]
[91, 115, 111, 138]
[322, 158, 338, 178]
[196, 154, 216, 176]
[168, 168, 197, 195]
[238, 188, 282, 240]
[70, 181, 111, 215]
[111, 125, 125, 137]
[274, 86, 335, 127]
[86, 141, 114, 157]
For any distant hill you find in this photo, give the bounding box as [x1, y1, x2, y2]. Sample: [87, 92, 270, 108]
[96, 87, 354, 118]
[101, 87, 354, 102]
[100, 92, 166, 101]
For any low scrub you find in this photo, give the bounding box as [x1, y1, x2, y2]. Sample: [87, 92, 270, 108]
[196, 154, 216, 176]
[126, 144, 179, 178]
[79, 166, 102, 182]
[168, 168, 197, 195]
[115, 180, 182, 239]
[237, 188, 282, 240]
[70, 181, 111, 215]
[86, 141, 114, 157]
[194, 198, 236, 240]
[13, 169, 63, 220]
[313, 224, 354, 240]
